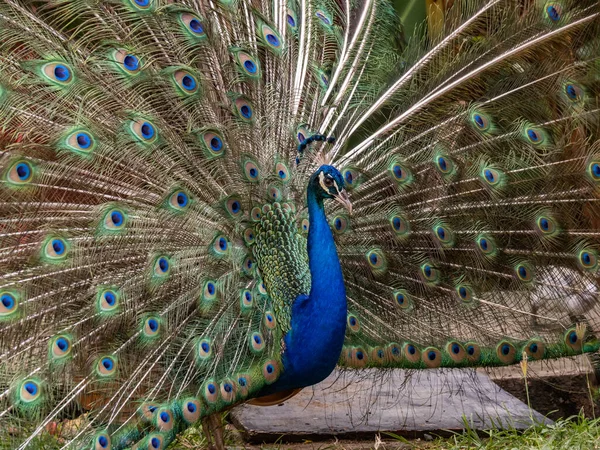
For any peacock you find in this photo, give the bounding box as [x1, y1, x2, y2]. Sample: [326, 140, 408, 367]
[1, 0, 599, 448]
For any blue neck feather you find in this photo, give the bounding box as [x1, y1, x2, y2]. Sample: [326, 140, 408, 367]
[260, 185, 348, 394]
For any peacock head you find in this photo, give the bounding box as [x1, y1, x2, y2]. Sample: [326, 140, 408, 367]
[309, 165, 352, 213]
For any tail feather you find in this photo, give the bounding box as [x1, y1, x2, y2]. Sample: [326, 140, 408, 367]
[332, 0, 600, 369]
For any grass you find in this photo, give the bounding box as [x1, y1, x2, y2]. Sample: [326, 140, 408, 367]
[167, 413, 600, 449]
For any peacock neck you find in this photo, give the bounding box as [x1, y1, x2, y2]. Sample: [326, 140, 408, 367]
[260, 186, 348, 395]
[305, 189, 347, 308]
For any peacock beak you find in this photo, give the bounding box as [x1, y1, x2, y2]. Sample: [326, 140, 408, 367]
[334, 189, 352, 214]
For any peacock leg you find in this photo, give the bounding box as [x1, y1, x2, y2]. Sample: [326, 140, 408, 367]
[201, 413, 225, 450]
[209, 413, 226, 450]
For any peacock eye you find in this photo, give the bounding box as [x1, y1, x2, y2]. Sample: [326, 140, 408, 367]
[324, 177, 334, 187]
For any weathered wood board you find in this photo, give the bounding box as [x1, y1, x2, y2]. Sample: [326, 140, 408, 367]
[232, 368, 549, 440]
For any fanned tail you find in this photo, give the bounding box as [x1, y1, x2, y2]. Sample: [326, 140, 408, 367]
[325, 0, 600, 369]
[0, 0, 400, 447]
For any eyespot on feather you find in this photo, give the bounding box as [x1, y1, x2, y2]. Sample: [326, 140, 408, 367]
[179, 13, 207, 40]
[296, 125, 311, 144]
[113, 49, 141, 75]
[315, 9, 333, 26]
[366, 249, 387, 274]
[236, 373, 251, 398]
[203, 380, 219, 403]
[197, 338, 212, 361]
[181, 398, 202, 424]
[258, 22, 283, 53]
[515, 262, 534, 283]
[586, 158, 600, 184]
[347, 314, 360, 333]
[387, 343, 402, 362]
[167, 189, 190, 212]
[144, 434, 165, 450]
[465, 342, 481, 362]
[6, 160, 34, 185]
[434, 154, 456, 177]
[286, 8, 298, 30]
[220, 379, 237, 403]
[370, 346, 386, 365]
[201, 130, 226, 158]
[254, 279, 268, 297]
[211, 235, 229, 257]
[155, 407, 174, 432]
[127, 0, 153, 10]
[242, 256, 255, 276]
[18, 379, 42, 404]
[233, 96, 255, 122]
[422, 347, 442, 368]
[577, 249, 598, 272]
[446, 341, 467, 363]
[300, 218, 309, 234]
[456, 284, 475, 304]
[153, 256, 171, 278]
[389, 214, 410, 237]
[341, 167, 360, 189]
[524, 339, 545, 360]
[331, 215, 349, 234]
[403, 342, 421, 364]
[97, 287, 120, 315]
[103, 208, 127, 231]
[250, 207, 262, 222]
[142, 316, 161, 339]
[96, 356, 117, 377]
[240, 290, 253, 311]
[173, 70, 199, 95]
[224, 196, 243, 218]
[267, 185, 282, 202]
[433, 223, 455, 246]
[244, 227, 256, 245]
[262, 360, 280, 384]
[41, 62, 74, 86]
[233, 51, 261, 78]
[480, 167, 504, 188]
[264, 311, 276, 330]
[536, 214, 559, 237]
[476, 234, 498, 257]
[469, 110, 493, 133]
[388, 161, 413, 186]
[543, 2, 563, 23]
[243, 158, 261, 181]
[393, 289, 413, 311]
[563, 81, 585, 104]
[49, 335, 72, 360]
[522, 125, 549, 146]
[351, 347, 367, 368]
[94, 432, 111, 450]
[249, 332, 265, 353]
[42, 237, 69, 262]
[275, 162, 291, 183]
[496, 341, 516, 364]
[202, 280, 218, 305]
[420, 262, 440, 284]
[565, 328, 583, 352]
[0, 291, 20, 320]
[65, 129, 96, 155]
[138, 402, 158, 422]
[129, 119, 158, 144]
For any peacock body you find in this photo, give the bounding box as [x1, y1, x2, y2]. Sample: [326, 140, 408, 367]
[0, 0, 599, 448]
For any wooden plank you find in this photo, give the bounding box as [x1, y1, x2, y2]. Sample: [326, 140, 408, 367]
[232, 368, 549, 440]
